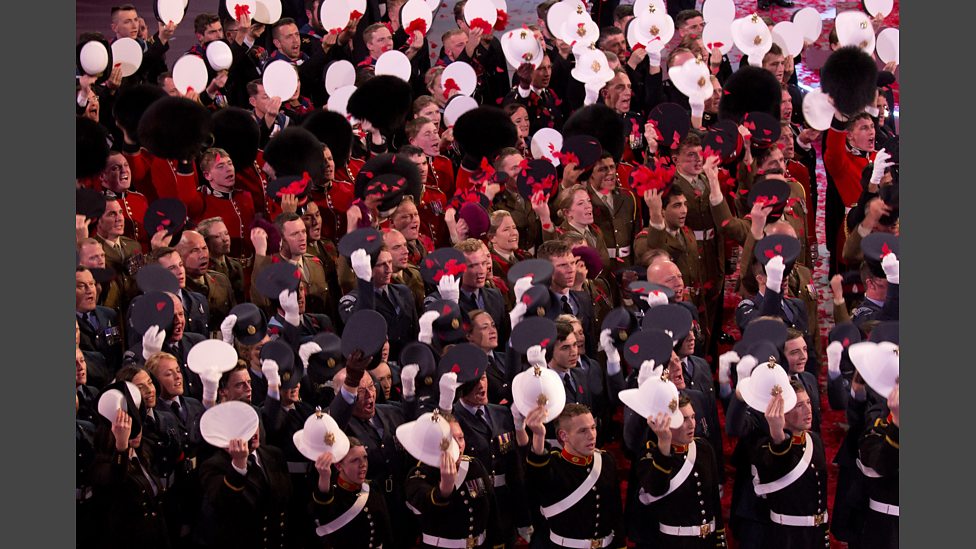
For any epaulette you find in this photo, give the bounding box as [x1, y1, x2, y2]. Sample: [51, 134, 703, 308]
[460, 455, 473, 461]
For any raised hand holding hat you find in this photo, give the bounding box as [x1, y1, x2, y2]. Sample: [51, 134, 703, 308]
[599, 329, 621, 376]
[636, 360, 659, 388]
[509, 300, 528, 329]
[438, 372, 461, 411]
[220, 314, 238, 344]
[418, 310, 440, 345]
[278, 288, 300, 327]
[142, 325, 166, 361]
[765, 255, 785, 292]
[826, 341, 844, 381]
[526, 344, 547, 369]
[401, 364, 419, 399]
[882, 252, 899, 285]
[437, 274, 460, 303]
[513, 275, 533, 303]
[642, 289, 669, 308]
[298, 341, 322, 369]
[718, 350, 739, 386]
[351, 248, 372, 282]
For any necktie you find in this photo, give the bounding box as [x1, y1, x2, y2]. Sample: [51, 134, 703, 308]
[132, 456, 159, 496]
[563, 373, 577, 403]
[476, 408, 490, 429]
[561, 295, 573, 315]
[171, 400, 185, 423]
[370, 416, 385, 439]
[782, 301, 796, 324]
[86, 312, 100, 331]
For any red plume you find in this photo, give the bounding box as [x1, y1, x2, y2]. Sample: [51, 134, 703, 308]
[469, 18, 492, 35]
[494, 10, 509, 31]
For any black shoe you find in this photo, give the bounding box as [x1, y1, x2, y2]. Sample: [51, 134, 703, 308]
[773, 0, 795, 6]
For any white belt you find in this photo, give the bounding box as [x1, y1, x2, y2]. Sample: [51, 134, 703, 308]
[607, 246, 631, 259]
[422, 531, 486, 548]
[287, 461, 309, 474]
[659, 519, 715, 538]
[869, 499, 899, 517]
[548, 531, 614, 548]
[693, 228, 715, 241]
[770, 510, 828, 527]
[492, 473, 506, 487]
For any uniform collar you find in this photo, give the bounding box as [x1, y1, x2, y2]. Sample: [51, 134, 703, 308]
[337, 475, 363, 492]
[560, 448, 593, 466]
[790, 432, 806, 445]
[671, 442, 689, 454]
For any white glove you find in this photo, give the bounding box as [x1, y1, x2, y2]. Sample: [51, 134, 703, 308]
[826, 341, 844, 380]
[690, 98, 705, 120]
[418, 311, 440, 345]
[513, 276, 533, 303]
[646, 48, 661, 67]
[864, 105, 880, 118]
[279, 289, 301, 327]
[509, 301, 528, 329]
[201, 368, 222, 407]
[517, 526, 534, 544]
[526, 345, 547, 369]
[437, 274, 460, 303]
[262, 359, 281, 388]
[882, 252, 899, 284]
[718, 350, 739, 386]
[438, 372, 461, 411]
[219, 314, 237, 344]
[351, 248, 372, 282]
[583, 83, 600, 106]
[298, 342, 322, 369]
[764, 255, 785, 293]
[511, 404, 526, 431]
[870, 148, 893, 185]
[642, 290, 669, 309]
[599, 329, 621, 376]
[637, 359, 658, 388]
[141, 325, 165, 361]
[401, 364, 419, 399]
[736, 355, 759, 383]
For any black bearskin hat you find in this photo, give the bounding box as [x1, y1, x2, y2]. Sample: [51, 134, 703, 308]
[138, 97, 213, 160]
[562, 104, 627, 163]
[354, 153, 424, 211]
[112, 84, 167, 144]
[262, 127, 327, 186]
[302, 109, 353, 170]
[77, 116, 110, 179]
[719, 65, 782, 122]
[821, 46, 879, 117]
[453, 106, 518, 171]
[212, 107, 261, 168]
[347, 75, 413, 133]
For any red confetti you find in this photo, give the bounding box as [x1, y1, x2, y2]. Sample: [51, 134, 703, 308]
[629, 344, 640, 353]
[881, 242, 892, 257]
[156, 301, 166, 312]
[451, 364, 461, 373]
[234, 4, 251, 19]
[443, 305, 453, 315]
[405, 18, 428, 38]
[539, 338, 551, 348]
[842, 337, 850, 347]
[443, 77, 461, 100]
[469, 18, 492, 35]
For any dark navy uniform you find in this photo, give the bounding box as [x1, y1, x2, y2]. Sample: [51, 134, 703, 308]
[338, 279, 419, 360]
[633, 438, 727, 549]
[405, 455, 501, 549]
[198, 445, 294, 549]
[735, 288, 809, 335]
[752, 430, 830, 549]
[91, 448, 171, 549]
[857, 415, 899, 549]
[525, 448, 624, 549]
[78, 306, 125, 385]
[329, 392, 414, 549]
[310, 477, 393, 549]
[453, 402, 531, 548]
[125, 333, 207, 401]
[425, 285, 511, 351]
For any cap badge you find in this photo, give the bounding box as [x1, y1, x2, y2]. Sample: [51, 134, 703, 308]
[327, 358, 336, 368]
[537, 393, 549, 406]
[451, 318, 460, 329]
[753, 35, 763, 46]
[770, 384, 783, 397]
[591, 60, 602, 73]
[440, 437, 451, 451]
[767, 356, 777, 368]
[650, 25, 660, 36]
[668, 398, 678, 413]
[324, 431, 336, 445]
[247, 325, 256, 335]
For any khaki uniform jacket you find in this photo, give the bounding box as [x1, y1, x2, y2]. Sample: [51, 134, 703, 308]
[588, 185, 639, 266]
